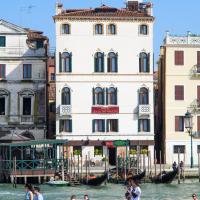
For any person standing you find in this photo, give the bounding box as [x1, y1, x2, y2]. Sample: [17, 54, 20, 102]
[130, 179, 141, 200]
[25, 184, 34, 200]
[33, 186, 44, 200]
[192, 194, 198, 200]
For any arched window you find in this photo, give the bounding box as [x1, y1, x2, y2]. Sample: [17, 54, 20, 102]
[139, 52, 149, 73]
[61, 24, 71, 34]
[140, 24, 148, 35]
[95, 24, 103, 34]
[94, 52, 104, 72]
[107, 52, 118, 72]
[108, 24, 116, 35]
[62, 87, 71, 105]
[0, 89, 9, 116]
[93, 87, 104, 105]
[107, 87, 117, 105]
[61, 52, 72, 72]
[139, 87, 149, 105]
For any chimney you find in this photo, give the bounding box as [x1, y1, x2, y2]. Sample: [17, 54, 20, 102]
[56, 2, 63, 15]
[126, 1, 139, 11]
[146, 2, 153, 16]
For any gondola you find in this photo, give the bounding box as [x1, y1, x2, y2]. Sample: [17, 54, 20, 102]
[82, 173, 107, 186]
[151, 169, 178, 184]
[131, 170, 146, 180]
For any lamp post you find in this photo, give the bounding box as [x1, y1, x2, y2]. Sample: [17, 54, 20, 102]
[184, 111, 193, 168]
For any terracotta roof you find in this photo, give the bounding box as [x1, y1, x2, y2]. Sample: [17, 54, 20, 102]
[54, 4, 153, 20]
[25, 29, 48, 41]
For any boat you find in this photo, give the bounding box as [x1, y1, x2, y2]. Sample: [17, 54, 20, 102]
[46, 180, 69, 186]
[151, 169, 178, 184]
[131, 170, 146, 180]
[82, 173, 107, 186]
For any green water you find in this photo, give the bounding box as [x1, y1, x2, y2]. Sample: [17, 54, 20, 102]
[0, 180, 200, 200]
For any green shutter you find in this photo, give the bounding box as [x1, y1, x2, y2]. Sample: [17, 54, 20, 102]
[59, 52, 62, 72]
[0, 36, 6, 47]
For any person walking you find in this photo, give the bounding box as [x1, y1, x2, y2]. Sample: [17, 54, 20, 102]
[84, 194, 89, 200]
[25, 184, 34, 200]
[172, 161, 177, 171]
[33, 186, 44, 200]
[192, 194, 198, 200]
[130, 179, 141, 200]
[71, 195, 77, 200]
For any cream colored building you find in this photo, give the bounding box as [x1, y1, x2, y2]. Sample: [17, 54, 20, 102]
[158, 32, 200, 166]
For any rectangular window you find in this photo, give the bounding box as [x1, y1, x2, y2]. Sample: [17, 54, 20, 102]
[36, 41, 44, 49]
[92, 119, 105, 132]
[173, 145, 185, 154]
[197, 145, 200, 153]
[50, 73, 55, 81]
[197, 51, 200, 66]
[197, 116, 200, 132]
[23, 97, 31, 115]
[0, 36, 6, 47]
[0, 64, 6, 79]
[138, 119, 150, 132]
[49, 102, 56, 113]
[175, 85, 184, 100]
[175, 116, 184, 132]
[94, 146, 103, 156]
[175, 51, 184, 65]
[23, 64, 32, 79]
[0, 97, 5, 115]
[107, 119, 118, 132]
[197, 86, 200, 103]
[62, 24, 70, 34]
[59, 119, 72, 132]
[73, 146, 82, 156]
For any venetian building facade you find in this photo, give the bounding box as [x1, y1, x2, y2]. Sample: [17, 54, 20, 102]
[54, 1, 154, 164]
[0, 19, 48, 140]
[158, 32, 200, 166]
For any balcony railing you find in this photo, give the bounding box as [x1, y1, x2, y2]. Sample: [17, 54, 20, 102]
[0, 47, 46, 57]
[193, 131, 200, 138]
[21, 116, 34, 123]
[138, 105, 151, 116]
[191, 65, 200, 77]
[59, 105, 72, 116]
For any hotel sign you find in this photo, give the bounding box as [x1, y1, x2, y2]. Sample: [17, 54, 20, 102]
[92, 106, 119, 114]
[114, 140, 129, 147]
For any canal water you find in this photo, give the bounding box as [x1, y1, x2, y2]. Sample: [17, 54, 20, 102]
[0, 180, 200, 200]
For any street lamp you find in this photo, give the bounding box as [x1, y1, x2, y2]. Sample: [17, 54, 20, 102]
[184, 111, 193, 168]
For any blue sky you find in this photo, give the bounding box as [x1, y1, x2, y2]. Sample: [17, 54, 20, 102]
[1, 0, 200, 69]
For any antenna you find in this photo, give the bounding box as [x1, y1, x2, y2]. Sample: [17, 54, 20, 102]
[20, 4, 36, 14]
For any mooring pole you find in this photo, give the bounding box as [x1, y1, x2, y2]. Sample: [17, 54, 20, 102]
[178, 149, 180, 184]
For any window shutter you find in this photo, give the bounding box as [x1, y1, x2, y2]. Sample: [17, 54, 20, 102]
[115, 88, 118, 105]
[175, 51, 184, 65]
[175, 116, 179, 131]
[92, 88, 95, 105]
[69, 120, 72, 132]
[139, 56, 142, 72]
[175, 86, 184, 100]
[106, 88, 108, 105]
[197, 86, 200, 103]
[102, 88, 105, 105]
[138, 120, 141, 132]
[94, 55, 97, 72]
[102, 120, 105, 132]
[59, 52, 62, 72]
[147, 119, 150, 132]
[102, 53, 104, 72]
[107, 57, 111, 72]
[116, 53, 118, 72]
[116, 119, 119, 132]
[69, 53, 72, 72]
[197, 51, 200, 66]
[106, 120, 109, 132]
[198, 116, 200, 132]
[147, 53, 150, 72]
[92, 120, 95, 132]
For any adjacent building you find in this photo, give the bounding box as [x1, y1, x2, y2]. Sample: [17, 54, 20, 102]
[158, 32, 200, 166]
[54, 1, 155, 164]
[0, 19, 48, 140]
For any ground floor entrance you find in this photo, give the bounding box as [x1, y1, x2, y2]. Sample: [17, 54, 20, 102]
[108, 147, 116, 166]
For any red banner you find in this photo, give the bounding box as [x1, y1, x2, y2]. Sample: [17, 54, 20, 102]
[105, 141, 114, 148]
[92, 106, 119, 114]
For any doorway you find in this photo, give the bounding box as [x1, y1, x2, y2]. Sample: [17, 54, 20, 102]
[109, 148, 116, 166]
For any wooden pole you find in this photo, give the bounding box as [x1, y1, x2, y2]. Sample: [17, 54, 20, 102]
[159, 151, 162, 175]
[86, 155, 88, 183]
[70, 153, 73, 179]
[147, 151, 150, 176]
[116, 155, 119, 183]
[73, 156, 76, 179]
[143, 153, 145, 171]
[78, 155, 80, 180]
[61, 158, 64, 181]
[105, 154, 107, 172]
[178, 149, 180, 184]
[88, 152, 90, 176]
[81, 155, 83, 181]
[183, 152, 186, 182]
[154, 149, 157, 176]
[198, 153, 200, 183]
[124, 153, 127, 182]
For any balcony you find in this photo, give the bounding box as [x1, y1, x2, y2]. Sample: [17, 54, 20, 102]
[138, 105, 151, 116]
[91, 106, 119, 114]
[0, 47, 46, 57]
[191, 65, 200, 77]
[193, 131, 200, 139]
[0, 115, 8, 123]
[21, 116, 34, 124]
[59, 105, 72, 116]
